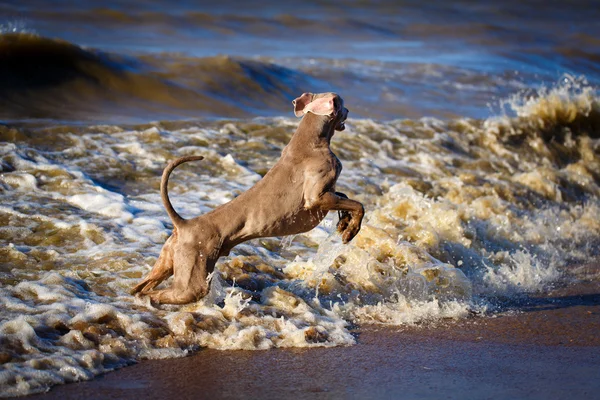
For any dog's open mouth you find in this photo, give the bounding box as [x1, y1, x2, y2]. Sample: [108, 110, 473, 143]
[335, 107, 349, 131]
[335, 113, 348, 131]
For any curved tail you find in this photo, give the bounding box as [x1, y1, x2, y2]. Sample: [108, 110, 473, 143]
[161, 155, 204, 228]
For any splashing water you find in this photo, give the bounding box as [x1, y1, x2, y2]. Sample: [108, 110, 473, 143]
[0, 77, 599, 396]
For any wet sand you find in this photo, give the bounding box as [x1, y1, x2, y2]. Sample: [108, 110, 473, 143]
[27, 279, 600, 400]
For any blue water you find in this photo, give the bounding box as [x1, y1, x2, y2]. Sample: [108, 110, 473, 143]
[0, 0, 599, 121]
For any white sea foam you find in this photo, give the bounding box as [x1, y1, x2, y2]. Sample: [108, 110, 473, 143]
[0, 171, 37, 190]
[67, 193, 133, 221]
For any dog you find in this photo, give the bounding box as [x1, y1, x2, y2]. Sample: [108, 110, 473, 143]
[131, 92, 364, 304]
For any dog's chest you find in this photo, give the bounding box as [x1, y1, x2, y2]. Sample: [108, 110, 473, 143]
[326, 152, 342, 184]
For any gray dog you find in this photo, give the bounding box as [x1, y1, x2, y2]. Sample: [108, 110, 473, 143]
[131, 92, 364, 304]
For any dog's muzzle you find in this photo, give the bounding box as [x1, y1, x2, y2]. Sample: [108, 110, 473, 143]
[335, 108, 349, 131]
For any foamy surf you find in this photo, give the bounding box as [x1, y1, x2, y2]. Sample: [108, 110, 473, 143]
[1, 78, 599, 396]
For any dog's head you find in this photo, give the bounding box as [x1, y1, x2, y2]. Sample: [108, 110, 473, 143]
[293, 92, 348, 131]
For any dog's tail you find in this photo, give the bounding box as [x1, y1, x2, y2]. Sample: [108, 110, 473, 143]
[161, 155, 204, 228]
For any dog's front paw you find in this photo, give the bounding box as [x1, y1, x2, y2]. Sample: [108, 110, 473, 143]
[337, 210, 352, 233]
[341, 220, 361, 244]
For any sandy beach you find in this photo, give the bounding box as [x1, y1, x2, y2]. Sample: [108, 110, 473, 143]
[28, 279, 600, 400]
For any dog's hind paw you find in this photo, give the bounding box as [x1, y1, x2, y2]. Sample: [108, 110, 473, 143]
[146, 287, 208, 305]
[130, 279, 159, 296]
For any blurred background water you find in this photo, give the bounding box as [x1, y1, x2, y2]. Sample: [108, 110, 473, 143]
[1, 0, 599, 122]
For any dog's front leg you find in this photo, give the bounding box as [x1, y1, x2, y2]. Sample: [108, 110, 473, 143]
[335, 192, 352, 233]
[311, 192, 364, 243]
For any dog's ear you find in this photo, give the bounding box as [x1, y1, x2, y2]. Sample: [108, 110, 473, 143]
[293, 93, 313, 117]
[293, 93, 337, 117]
[304, 95, 336, 116]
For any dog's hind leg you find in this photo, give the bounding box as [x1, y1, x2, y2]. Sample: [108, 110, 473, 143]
[130, 231, 177, 295]
[146, 240, 216, 304]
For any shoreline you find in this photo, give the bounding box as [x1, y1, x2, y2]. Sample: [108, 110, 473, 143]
[28, 280, 600, 400]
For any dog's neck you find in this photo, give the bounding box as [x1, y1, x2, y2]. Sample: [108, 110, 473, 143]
[291, 113, 336, 149]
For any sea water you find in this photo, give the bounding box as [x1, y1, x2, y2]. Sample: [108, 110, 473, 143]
[0, 0, 599, 396]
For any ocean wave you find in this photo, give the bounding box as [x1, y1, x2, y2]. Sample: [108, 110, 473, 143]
[0, 33, 316, 123]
